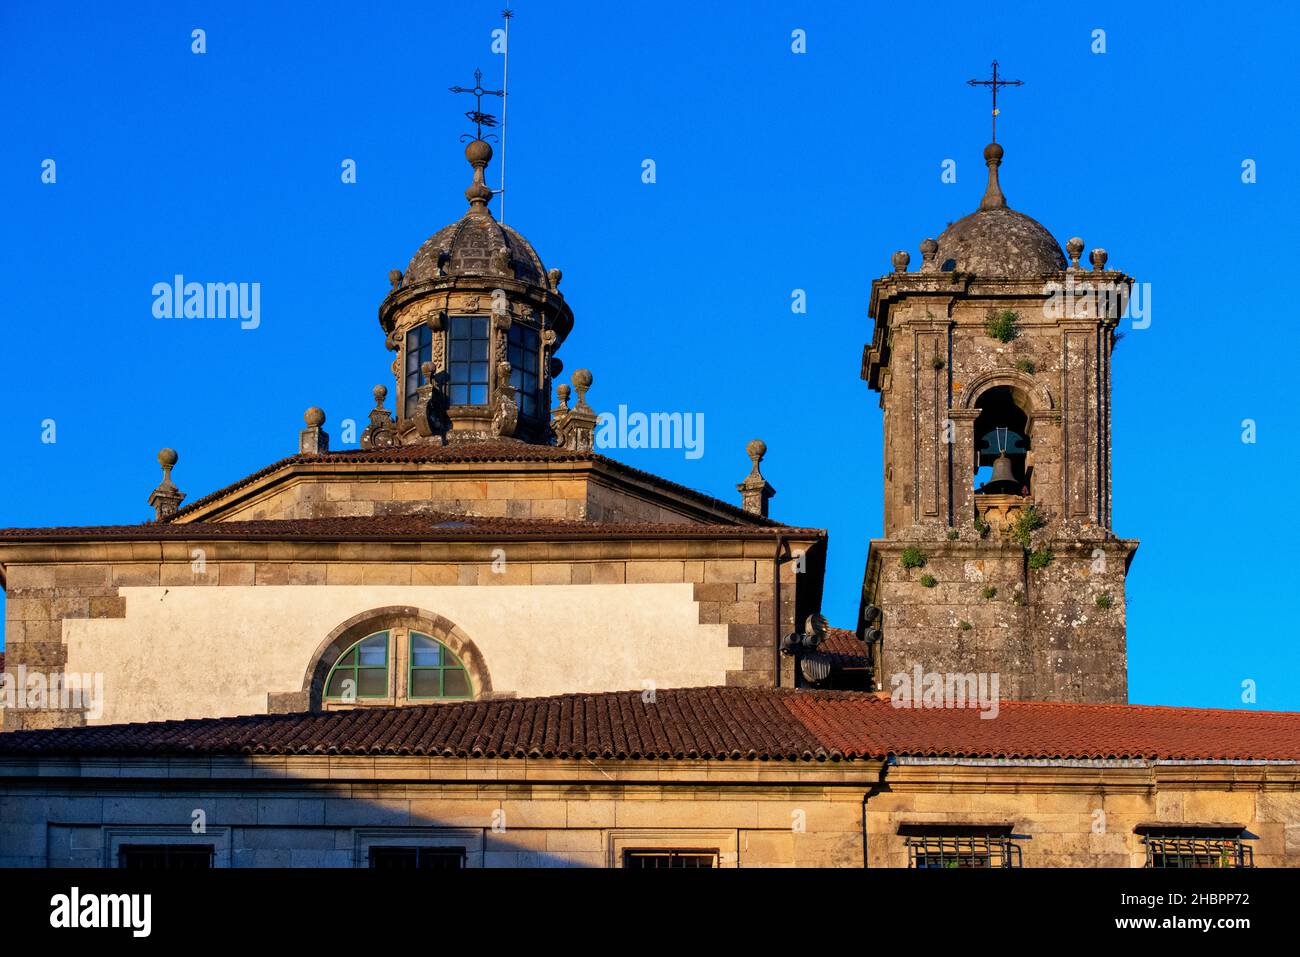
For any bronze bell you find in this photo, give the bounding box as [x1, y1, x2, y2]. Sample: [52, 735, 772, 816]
[989, 453, 1016, 486]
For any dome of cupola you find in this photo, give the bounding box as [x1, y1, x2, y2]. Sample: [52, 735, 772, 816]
[402, 141, 550, 290]
[932, 143, 1066, 278]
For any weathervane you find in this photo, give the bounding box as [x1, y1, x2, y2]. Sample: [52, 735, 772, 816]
[967, 60, 1023, 143]
[449, 68, 505, 143]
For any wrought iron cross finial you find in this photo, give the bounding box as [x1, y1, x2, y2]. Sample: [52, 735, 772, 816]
[449, 68, 505, 143]
[967, 60, 1023, 143]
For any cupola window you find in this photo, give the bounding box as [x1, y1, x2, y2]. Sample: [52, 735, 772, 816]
[449, 315, 490, 405]
[507, 323, 541, 418]
[404, 325, 434, 417]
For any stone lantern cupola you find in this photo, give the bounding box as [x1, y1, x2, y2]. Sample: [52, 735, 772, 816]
[377, 138, 574, 445]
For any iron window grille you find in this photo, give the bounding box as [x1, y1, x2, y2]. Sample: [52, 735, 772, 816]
[623, 849, 719, 869]
[1139, 828, 1254, 869]
[899, 823, 1021, 868]
[369, 846, 466, 869]
[118, 844, 215, 869]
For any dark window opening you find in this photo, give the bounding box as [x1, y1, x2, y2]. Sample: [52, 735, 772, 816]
[623, 849, 719, 869]
[369, 846, 465, 869]
[118, 844, 214, 869]
[404, 325, 434, 417]
[973, 386, 1032, 496]
[449, 316, 490, 406]
[507, 323, 541, 418]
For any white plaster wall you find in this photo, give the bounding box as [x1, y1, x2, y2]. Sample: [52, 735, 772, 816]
[62, 584, 738, 725]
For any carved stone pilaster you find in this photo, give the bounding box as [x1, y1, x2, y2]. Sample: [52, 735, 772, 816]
[490, 360, 519, 438]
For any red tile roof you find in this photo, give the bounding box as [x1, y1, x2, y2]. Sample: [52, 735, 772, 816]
[820, 628, 864, 656]
[159, 442, 776, 525]
[2, 687, 1297, 763]
[0, 513, 824, 543]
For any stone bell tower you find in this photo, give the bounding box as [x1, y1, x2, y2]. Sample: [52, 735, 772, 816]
[858, 141, 1138, 704]
[373, 132, 575, 447]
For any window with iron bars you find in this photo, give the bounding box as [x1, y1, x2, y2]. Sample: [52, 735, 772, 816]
[899, 824, 1021, 868]
[1139, 828, 1254, 868]
[623, 849, 719, 869]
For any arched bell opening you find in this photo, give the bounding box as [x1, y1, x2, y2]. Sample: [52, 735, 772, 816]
[973, 386, 1032, 498]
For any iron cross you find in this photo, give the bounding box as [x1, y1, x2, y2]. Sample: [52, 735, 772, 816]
[449, 68, 505, 142]
[967, 60, 1023, 142]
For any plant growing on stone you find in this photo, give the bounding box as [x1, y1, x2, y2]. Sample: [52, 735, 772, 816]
[1095, 592, 1113, 609]
[946, 530, 959, 540]
[1010, 504, 1045, 549]
[981, 586, 997, 600]
[958, 620, 972, 631]
[920, 574, 937, 588]
[932, 354, 945, 370]
[1028, 548, 1054, 570]
[1014, 358, 1036, 374]
[984, 308, 1020, 343]
[900, 547, 926, 569]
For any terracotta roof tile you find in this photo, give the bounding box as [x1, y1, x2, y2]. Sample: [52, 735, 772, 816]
[2, 687, 1297, 764]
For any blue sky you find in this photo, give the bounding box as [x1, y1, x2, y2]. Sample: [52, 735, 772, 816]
[2, 1, 1298, 710]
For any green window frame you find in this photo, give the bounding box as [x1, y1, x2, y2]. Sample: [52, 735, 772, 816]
[325, 631, 391, 701]
[408, 632, 473, 700]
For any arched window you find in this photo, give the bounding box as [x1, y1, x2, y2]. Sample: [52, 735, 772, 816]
[325, 632, 390, 701]
[300, 609, 493, 712]
[408, 633, 473, 700]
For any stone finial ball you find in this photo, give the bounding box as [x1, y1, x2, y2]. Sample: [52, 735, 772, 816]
[557, 383, 571, 401]
[746, 439, 767, 463]
[1066, 237, 1085, 257]
[304, 407, 326, 428]
[388, 269, 403, 286]
[158, 448, 179, 468]
[983, 142, 1004, 162]
[891, 250, 910, 273]
[465, 139, 494, 165]
[373, 384, 388, 402]
[1089, 248, 1109, 270]
[919, 238, 938, 258]
[548, 268, 563, 288]
[572, 369, 593, 390]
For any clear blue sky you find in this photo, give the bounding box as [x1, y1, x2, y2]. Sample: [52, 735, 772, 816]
[2, 1, 1297, 710]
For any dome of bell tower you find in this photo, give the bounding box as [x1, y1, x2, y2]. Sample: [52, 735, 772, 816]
[933, 143, 1066, 278]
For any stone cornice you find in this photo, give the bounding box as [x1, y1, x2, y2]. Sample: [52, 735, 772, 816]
[0, 754, 885, 787]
